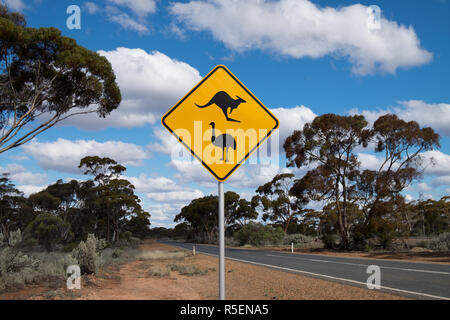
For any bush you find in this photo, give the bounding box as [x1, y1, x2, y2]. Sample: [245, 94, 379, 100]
[0, 229, 76, 293]
[234, 223, 284, 247]
[167, 263, 208, 276]
[122, 231, 132, 241]
[71, 234, 105, 274]
[321, 233, 339, 249]
[282, 234, 313, 245]
[25, 213, 70, 251]
[147, 265, 170, 277]
[428, 233, 450, 251]
[416, 240, 429, 248]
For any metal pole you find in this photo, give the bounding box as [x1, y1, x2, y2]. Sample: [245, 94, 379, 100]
[218, 181, 225, 300]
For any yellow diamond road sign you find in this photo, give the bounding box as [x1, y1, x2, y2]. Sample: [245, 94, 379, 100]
[161, 65, 279, 182]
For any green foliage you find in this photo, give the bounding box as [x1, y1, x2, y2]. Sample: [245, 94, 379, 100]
[0, 173, 25, 244]
[25, 213, 71, 251]
[253, 173, 306, 233]
[282, 233, 315, 246]
[71, 234, 105, 274]
[285, 113, 440, 249]
[0, 228, 76, 293]
[122, 231, 132, 241]
[0, 5, 121, 154]
[175, 192, 257, 243]
[321, 233, 340, 250]
[234, 222, 284, 246]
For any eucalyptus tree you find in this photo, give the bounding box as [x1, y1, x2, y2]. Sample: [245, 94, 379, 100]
[285, 114, 440, 249]
[0, 4, 121, 154]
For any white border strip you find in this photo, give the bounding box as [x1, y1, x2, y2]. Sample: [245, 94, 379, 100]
[170, 243, 450, 300]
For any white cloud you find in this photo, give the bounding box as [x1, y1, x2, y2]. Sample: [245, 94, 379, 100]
[3, 0, 25, 10]
[0, 164, 47, 185]
[9, 154, 29, 161]
[350, 100, 450, 136]
[170, 159, 215, 188]
[146, 189, 204, 203]
[106, 0, 156, 17]
[126, 174, 181, 193]
[58, 48, 202, 130]
[416, 182, 431, 192]
[358, 153, 384, 171]
[169, 158, 292, 191]
[271, 105, 317, 147]
[126, 174, 204, 213]
[422, 150, 450, 175]
[83, 2, 100, 14]
[147, 203, 183, 227]
[22, 138, 149, 174]
[84, 1, 157, 33]
[107, 9, 149, 33]
[148, 127, 186, 156]
[432, 176, 450, 187]
[16, 185, 46, 197]
[170, 0, 432, 75]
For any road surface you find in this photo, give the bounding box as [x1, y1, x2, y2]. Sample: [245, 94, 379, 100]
[159, 240, 450, 300]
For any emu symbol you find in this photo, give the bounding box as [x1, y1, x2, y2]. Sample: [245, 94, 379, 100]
[209, 122, 236, 162]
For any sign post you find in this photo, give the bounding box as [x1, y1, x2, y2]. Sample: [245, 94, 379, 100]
[218, 181, 225, 300]
[161, 65, 279, 299]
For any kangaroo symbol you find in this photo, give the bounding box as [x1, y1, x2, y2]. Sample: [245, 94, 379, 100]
[196, 91, 246, 123]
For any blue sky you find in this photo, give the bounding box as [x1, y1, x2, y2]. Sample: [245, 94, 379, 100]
[1, 0, 449, 227]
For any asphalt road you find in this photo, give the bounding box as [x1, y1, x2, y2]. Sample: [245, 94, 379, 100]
[159, 240, 450, 300]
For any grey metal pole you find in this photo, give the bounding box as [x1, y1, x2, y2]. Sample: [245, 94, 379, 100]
[218, 181, 225, 300]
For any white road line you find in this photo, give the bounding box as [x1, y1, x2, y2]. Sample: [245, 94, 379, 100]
[197, 251, 450, 300]
[308, 258, 330, 263]
[167, 244, 450, 300]
[265, 254, 450, 275]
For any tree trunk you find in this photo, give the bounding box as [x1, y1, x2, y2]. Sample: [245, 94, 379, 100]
[0, 223, 9, 245]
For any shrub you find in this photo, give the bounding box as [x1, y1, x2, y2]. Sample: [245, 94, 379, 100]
[71, 234, 105, 274]
[122, 231, 132, 241]
[167, 263, 208, 276]
[416, 240, 429, 248]
[428, 233, 450, 251]
[321, 233, 339, 249]
[99, 247, 139, 267]
[282, 234, 313, 245]
[147, 265, 170, 277]
[234, 223, 284, 246]
[0, 229, 76, 293]
[25, 213, 70, 251]
[63, 243, 78, 253]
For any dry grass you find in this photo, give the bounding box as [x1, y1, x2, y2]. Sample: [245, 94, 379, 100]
[137, 250, 188, 261]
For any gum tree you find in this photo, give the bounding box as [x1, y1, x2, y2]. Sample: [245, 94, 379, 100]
[252, 173, 307, 233]
[284, 114, 440, 249]
[0, 4, 121, 153]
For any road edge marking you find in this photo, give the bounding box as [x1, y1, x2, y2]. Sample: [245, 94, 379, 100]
[167, 243, 450, 301]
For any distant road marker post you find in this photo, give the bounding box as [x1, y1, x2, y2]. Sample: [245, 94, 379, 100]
[161, 65, 279, 300]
